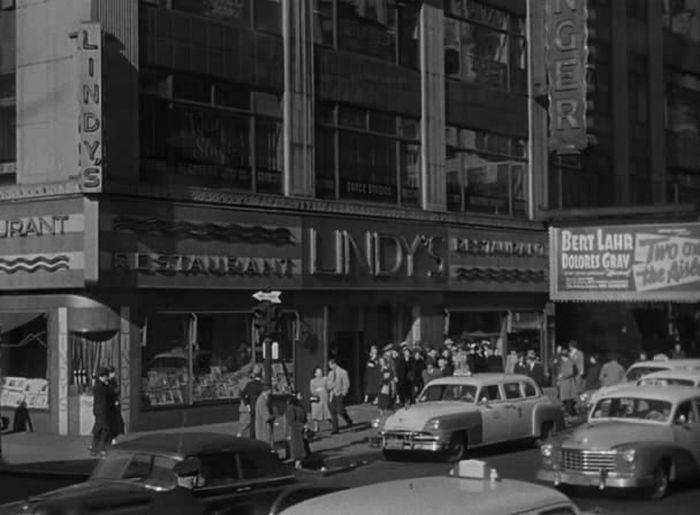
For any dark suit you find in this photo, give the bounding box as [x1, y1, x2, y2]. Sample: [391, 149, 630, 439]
[91, 380, 114, 453]
[527, 362, 545, 387]
[241, 378, 264, 438]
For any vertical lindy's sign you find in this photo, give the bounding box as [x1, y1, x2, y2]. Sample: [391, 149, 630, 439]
[77, 22, 103, 193]
[545, 0, 589, 154]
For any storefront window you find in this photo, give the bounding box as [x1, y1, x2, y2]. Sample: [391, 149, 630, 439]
[0, 313, 49, 412]
[69, 331, 120, 394]
[663, 0, 700, 42]
[445, 126, 528, 216]
[443, 0, 526, 94]
[140, 73, 283, 195]
[141, 312, 295, 409]
[316, 103, 421, 205]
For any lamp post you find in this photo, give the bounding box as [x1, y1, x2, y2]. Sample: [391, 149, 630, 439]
[252, 291, 283, 389]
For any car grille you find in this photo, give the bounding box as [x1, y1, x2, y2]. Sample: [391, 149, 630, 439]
[560, 448, 616, 472]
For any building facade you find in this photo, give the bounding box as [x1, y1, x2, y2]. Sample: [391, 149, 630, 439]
[540, 0, 700, 362]
[0, 0, 553, 435]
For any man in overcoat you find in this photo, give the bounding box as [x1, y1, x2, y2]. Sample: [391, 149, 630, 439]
[90, 367, 114, 456]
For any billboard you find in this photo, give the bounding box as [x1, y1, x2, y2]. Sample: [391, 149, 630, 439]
[550, 223, 700, 302]
[545, 0, 589, 154]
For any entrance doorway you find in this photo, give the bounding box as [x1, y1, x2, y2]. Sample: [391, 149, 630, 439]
[330, 331, 364, 404]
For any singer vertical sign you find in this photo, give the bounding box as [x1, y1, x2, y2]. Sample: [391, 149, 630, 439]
[545, 0, 589, 154]
[77, 23, 103, 192]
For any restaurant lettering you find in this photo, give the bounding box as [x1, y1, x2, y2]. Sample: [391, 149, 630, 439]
[0, 216, 69, 238]
[309, 228, 444, 278]
[77, 22, 103, 192]
[545, 0, 589, 153]
[453, 238, 546, 258]
[113, 252, 297, 277]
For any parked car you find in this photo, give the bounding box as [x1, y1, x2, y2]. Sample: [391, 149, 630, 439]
[580, 358, 700, 410]
[0, 433, 342, 515]
[637, 369, 700, 388]
[278, 459, 589, 515]
[378, 373, 564, 461]
[538, 384, 700, 499]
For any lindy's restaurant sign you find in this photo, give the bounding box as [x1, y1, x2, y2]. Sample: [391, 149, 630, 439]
[550, 223, 700, 302]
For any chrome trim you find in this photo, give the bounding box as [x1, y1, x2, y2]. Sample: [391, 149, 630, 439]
[559, 448, 617, 472]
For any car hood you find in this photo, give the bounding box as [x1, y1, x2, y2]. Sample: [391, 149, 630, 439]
[558, 421, 671, 450]
[384, 402, 475, 431]
[25, 479, 154, 507]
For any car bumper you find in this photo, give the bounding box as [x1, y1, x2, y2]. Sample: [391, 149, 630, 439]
[380, 433, 448, 453]
[537, 468, 655, 489]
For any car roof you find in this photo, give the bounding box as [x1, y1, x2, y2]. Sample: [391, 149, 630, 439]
[277, 476, 575, 515]
[426, 373, 533, 386]
[630, 359, 700, 370]
[112, 432, 271, 458]
[598, 384, 700, 403]
[640, 369, 700, 382]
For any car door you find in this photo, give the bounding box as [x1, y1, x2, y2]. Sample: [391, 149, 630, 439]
[478, 383, 510, 443]
[671, 400, 700, 477]
[502, 381, 530, 439]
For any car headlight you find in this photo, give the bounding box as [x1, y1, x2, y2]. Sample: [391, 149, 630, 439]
[424, 418, 440, 431]
[541, 443, 553, 458]
[620, 448, 636, 463]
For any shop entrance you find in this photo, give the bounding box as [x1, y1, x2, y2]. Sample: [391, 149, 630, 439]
[330, 331, 364, 404]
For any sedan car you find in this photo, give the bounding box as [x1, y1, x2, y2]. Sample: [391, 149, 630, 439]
[538, 385, 700, 499]
[278, 459, 588, 515]
[378, 373, 564, 461]
[0, 433, 342, 515]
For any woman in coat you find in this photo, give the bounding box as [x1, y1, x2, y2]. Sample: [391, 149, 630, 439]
[309, 366, 331, 432]
[254, 387, 274, 446]
[363, 345, 382, 404]
[286, 391, 309, 468]
[557, 349, 577, 416]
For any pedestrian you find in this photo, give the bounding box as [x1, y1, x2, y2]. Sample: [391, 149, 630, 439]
[239, 365, 263, 438]
[254, 386, 274, 446]
[285, 391, 309, 469]
[377, 359, 395, 415]
[513, 352, 528, 375]
[90, 367, 114, 457]
[396, 346, 416, 405]
[363, 345, 381, 405]
[670, 342, 687, 359]
[505, 349, 518, 374]
[526, 353, 545, 387]
[453, 347, 471, 376]
[422, 358, 442, 385]
[437, 356, 450, 377]
[568, 340, 585, 395]
[485, 346, 503, 372]
[583, 354, 602, 391]
[557, 349, 577, 416]
[327, 358, 353, 434]
[107, 366, 124, 444]
[309, 366, 331, 433]
[149, 457, 204, 515]
[412, 348, 426, 397]
[599, 353, 626, 387]
[12, 399, 33, 433]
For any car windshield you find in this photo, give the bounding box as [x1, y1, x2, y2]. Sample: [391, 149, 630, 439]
[591, 396, 673, 422]
[91, 451, 179, 488]
[418, 384, 477, 402]
[639, 377, 696, 387]
[625, 366, 668, 382]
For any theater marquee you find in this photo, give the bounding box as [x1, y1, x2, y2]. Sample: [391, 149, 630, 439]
[550, 223, 700, 302]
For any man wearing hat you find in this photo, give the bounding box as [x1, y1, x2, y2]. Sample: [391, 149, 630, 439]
[149, 457, 204, 514]
[90, 367, 114, 457]
[239, 365, 264, 438]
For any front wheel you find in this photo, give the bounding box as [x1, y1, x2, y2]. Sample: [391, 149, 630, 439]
[647, 463, 670, 500]
[443, 432, 466, 462]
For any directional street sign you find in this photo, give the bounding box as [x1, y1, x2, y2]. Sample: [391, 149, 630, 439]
[252, 290, 282, 304]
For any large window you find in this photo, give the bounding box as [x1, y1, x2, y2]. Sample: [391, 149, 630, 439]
[315, 104, 420, 205]
[666, 70, 700, 136]
[548, 152, 614, 209]
[146, 0, 281, 33]
[141, 312, 295, 409]
[0, 313, 49, 412]
[140, 72, 283, 194]
[446, 126, 527, 216]
[0, 4, 16, 185]
[444, 0, 526, 93]
[663, 0, 700, 42]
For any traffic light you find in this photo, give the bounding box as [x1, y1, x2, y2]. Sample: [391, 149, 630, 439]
[252, 302, 270, 334]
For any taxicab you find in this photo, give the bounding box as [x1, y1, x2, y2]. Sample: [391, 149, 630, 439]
[278, 460, 588, 515]
[538, 385, 700, 499]
[378, 373, 564, 461]
[580, 358, 700, 410]
[637, 369, 700, 388]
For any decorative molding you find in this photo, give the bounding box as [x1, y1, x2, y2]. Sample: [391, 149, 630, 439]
[454, 266, 547, 283]
[113, 216, 297, 245]
[0, 255, 71, 274]
[0, 181, 82, 201]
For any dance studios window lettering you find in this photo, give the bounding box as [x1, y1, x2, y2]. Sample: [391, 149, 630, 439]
[113, 253, 297, 277]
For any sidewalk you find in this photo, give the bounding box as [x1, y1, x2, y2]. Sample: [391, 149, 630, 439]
[0, 404, 382, 477]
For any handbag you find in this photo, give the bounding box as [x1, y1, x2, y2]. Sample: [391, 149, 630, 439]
[309, 395, 320, 403]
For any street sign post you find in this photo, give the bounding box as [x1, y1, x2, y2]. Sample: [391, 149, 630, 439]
[252, 290, 283, 388]
[252, 290, 282, 304]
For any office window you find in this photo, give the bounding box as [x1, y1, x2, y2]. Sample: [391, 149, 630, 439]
[548, 152, 614, 208]
[315, 103, 421, 206]
[313, 0, 335, 46]
[140, 72, 282, 195]
[444, 0, 526, 93]
[666, 71, 700, 135]
[663, 0, 700, 42]
[338, 0, 397, 62]
[446, 126, 528, 217]
[168, 0, 252, 26]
